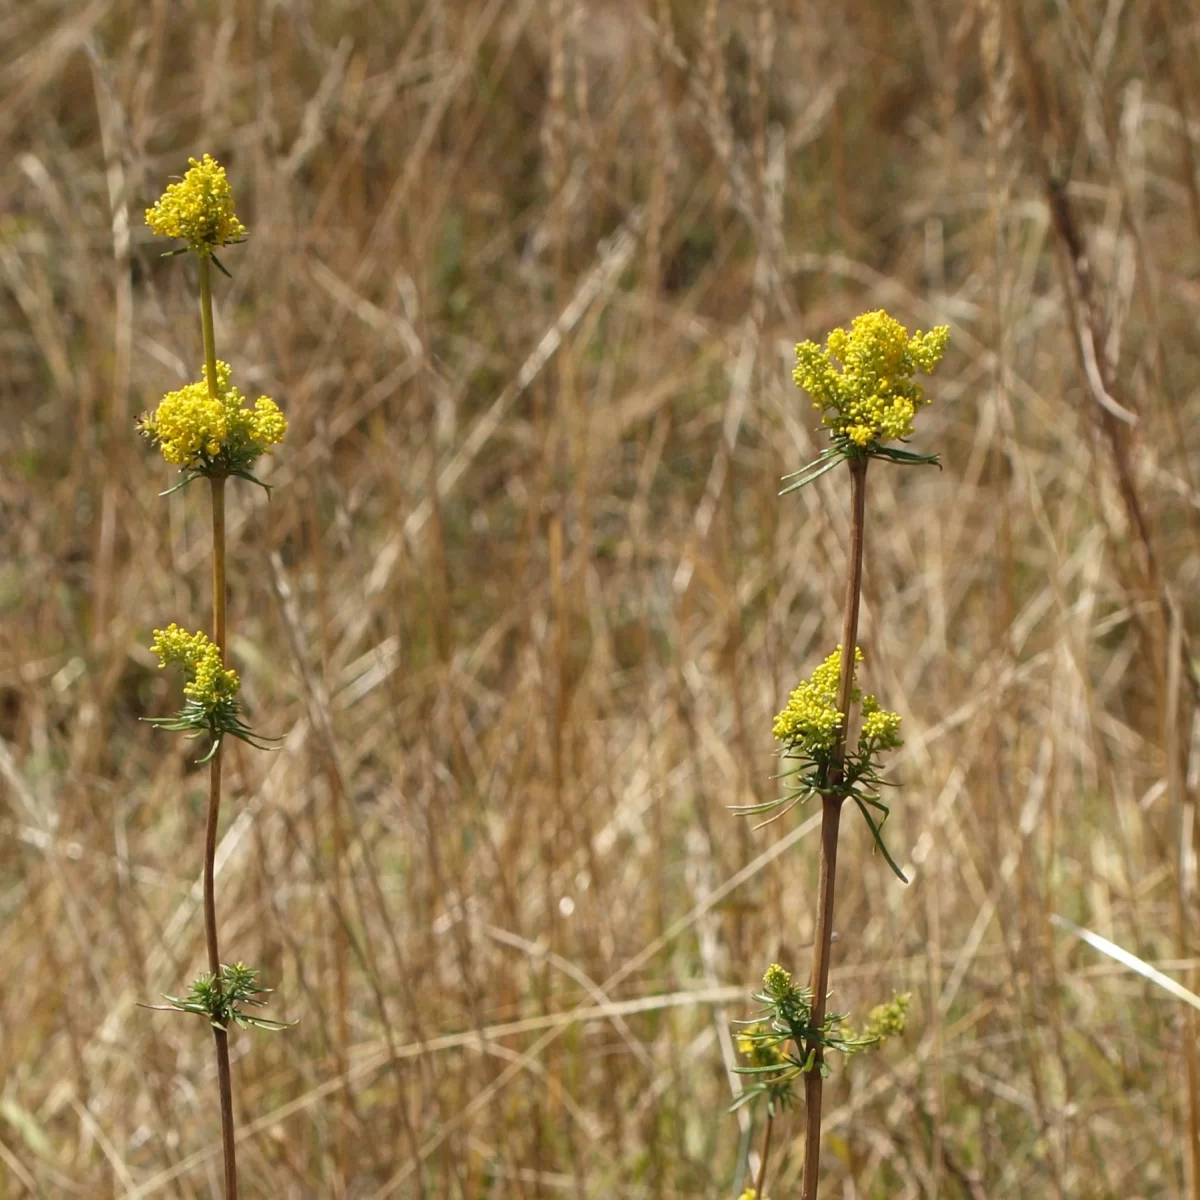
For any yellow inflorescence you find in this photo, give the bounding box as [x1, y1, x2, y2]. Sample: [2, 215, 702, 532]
[138, 360, 287, 469]
[771, 646, 861, 752]
[762, 962, 792, 998]
[736, 1022, 786, 1069]
[145, 154, 247, 256]
[860, 695, 903, 750]
[151, 624, 239, 710]
[861, 992, 910, 1043]
[793, 309, 950, 448]
[773, 645, 903, 757]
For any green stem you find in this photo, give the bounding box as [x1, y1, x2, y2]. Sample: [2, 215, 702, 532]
[199, 256, 219, 399]
[206, 407, 237, 1195]
[801, 456, 868, 1200]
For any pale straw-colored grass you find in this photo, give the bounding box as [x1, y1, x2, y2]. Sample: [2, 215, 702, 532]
[3, 0, 1200, 1194]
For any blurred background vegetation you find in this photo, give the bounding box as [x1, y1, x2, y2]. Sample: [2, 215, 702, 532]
[3, 0, 1200, 1194]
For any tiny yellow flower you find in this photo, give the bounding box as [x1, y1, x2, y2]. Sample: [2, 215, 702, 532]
[150, 624, 239, 711]
[138, 360, 287, 472]
[793, 309, 949, 448]
[860, 697, 903, 750]
[145, 154, 247, 257]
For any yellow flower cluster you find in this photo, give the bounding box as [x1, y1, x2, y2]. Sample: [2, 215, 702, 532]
[793, 310, 950, 448]
[151, 624, 240, 710]
[773, 646, 903, 757]
[771, 646, 862, 752]
[860, 694, 903, 750]
[145, 154, 247, 256]
[735, 1022, 787, 1069]
[139, 360, 287, 469]
[762, 962, 792, 999]
[860, 992, 910, 1043]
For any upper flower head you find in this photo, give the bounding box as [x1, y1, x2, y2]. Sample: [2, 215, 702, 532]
[138, 360, 287, 473]
[145, 154, 247, 257]
[793, 309, 949, 449]
[150, 624, 239, 712]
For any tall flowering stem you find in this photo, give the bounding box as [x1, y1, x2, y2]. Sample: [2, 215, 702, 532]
[139, 155, 289, 1200]
[731, 310, 945, 1198]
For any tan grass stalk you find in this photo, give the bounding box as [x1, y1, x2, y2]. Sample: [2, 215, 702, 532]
[1001, 2, 1200, 1186]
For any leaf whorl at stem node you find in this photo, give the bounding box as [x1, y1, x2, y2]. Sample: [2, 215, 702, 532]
[142, 962, 294, 1032]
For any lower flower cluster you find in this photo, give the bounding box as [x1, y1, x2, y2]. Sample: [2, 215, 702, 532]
[147, 962, 292, 1033]
[771, 645, 901, 760]
[731, 963, 909, 1113]
[146, 624, 277, 761]
[151, 624, 239, 708]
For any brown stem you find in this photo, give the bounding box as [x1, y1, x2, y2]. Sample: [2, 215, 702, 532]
[206, 474, 238, 1198]
[801, 456, 868, 1200]
[754, 1108, 775, 1198]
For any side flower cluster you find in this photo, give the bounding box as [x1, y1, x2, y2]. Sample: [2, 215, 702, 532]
[732, 962, 909, 1112]
[145, 153, 247, 257]
[736, 645, 907, 879]
[771, 645, 901, 762]
[138, 360, 287, 479]
[146, 623, 276, 762]
[794, 309, 949, 449]
[151, 624, 239, 711]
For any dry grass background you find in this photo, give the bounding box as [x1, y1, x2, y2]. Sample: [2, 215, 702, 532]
[4, 0, 1200, 1195]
